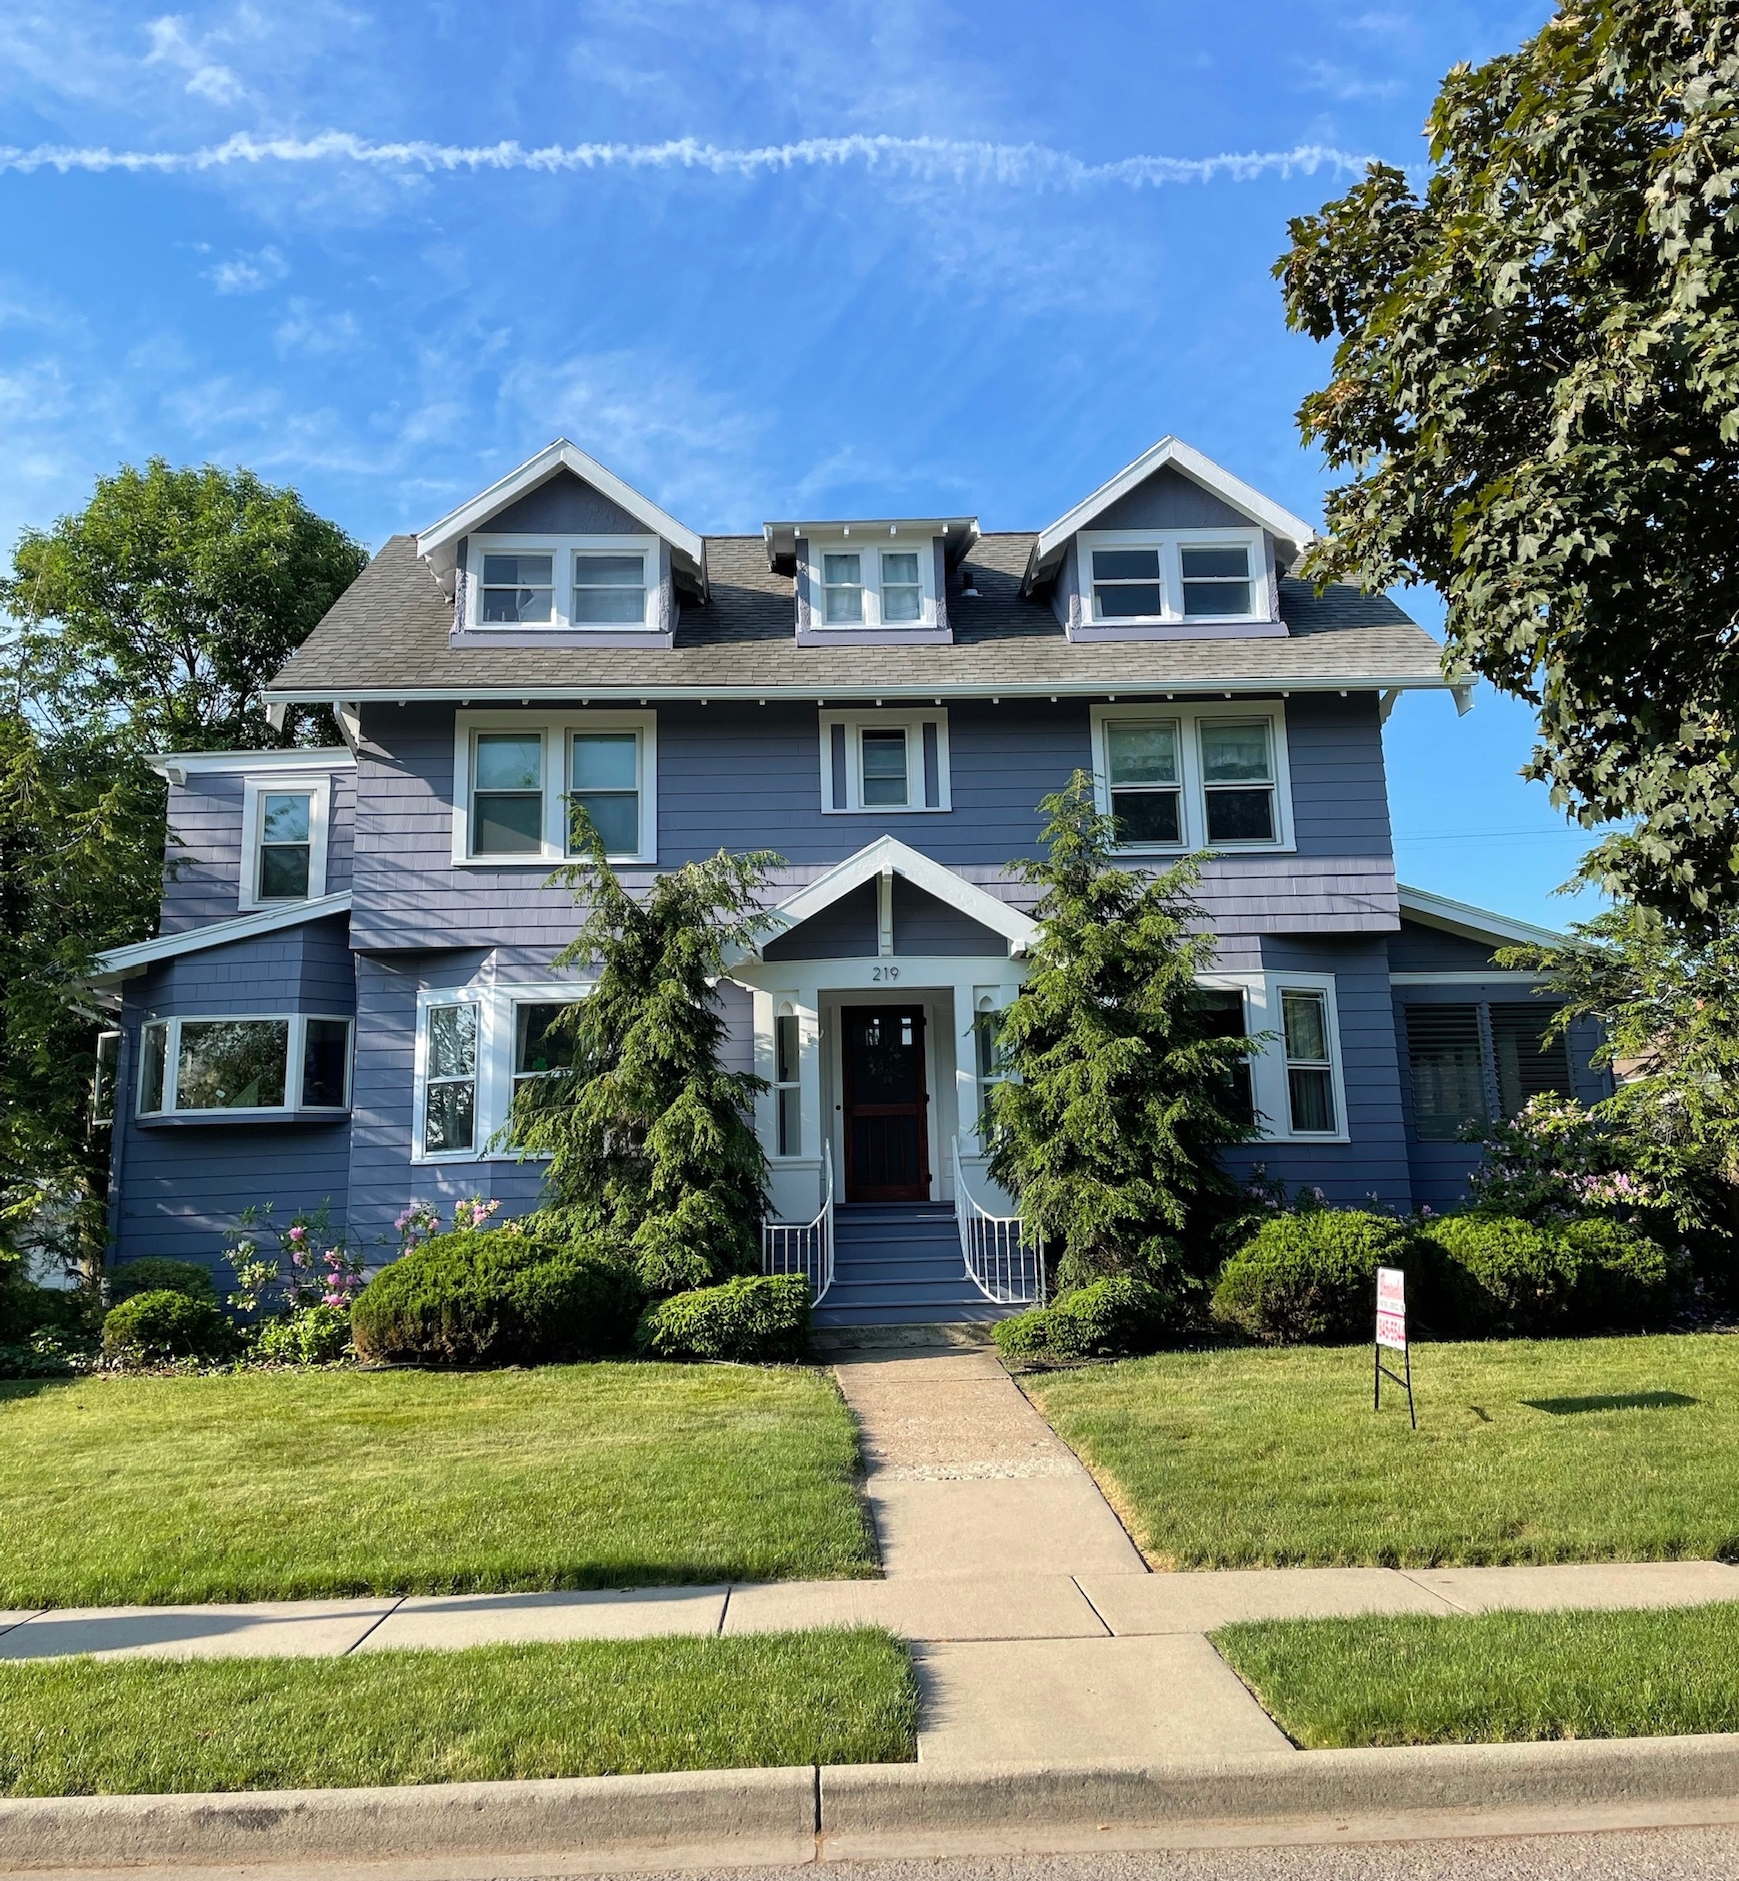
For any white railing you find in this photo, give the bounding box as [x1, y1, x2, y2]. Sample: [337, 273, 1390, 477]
[952, 1137, 1045, 1305]
[761, 1141, 835, 1305]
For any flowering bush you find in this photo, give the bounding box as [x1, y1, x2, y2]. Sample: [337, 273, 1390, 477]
[221, 1204, 366, 1324]
[254, 1304, 353, 1365]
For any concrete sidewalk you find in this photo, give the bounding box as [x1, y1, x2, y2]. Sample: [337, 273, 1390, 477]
[4, 1345, 1735, 1769]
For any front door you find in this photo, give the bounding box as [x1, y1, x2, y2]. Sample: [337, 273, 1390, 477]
[842, 1005, 931, 1202]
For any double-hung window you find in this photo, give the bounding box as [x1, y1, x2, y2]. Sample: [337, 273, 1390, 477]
[422, 1001, 479, 1155]
[1092, 706, 1289, 851]
[456, 712, 656, 864]
[136, 1015, 352, 1117]
[1199, 720, 1276, 843]
[472, 732, 544, 856]
[1105, 721, 1182, 845]
[810, 542, 935, 631]
[467, 537, 657, 634]
[821, 711, 951, 813]
[1281, 988, 1336, 1134]
[511, 1001, 574, 1139]
[1080, 529, 1267, 627]
[239, 773, 332, 910]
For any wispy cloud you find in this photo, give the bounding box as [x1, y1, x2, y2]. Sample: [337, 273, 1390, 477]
[0, 129, 1376, 190]
[144, 15, 250, 107]
[203, 243, 287, 293]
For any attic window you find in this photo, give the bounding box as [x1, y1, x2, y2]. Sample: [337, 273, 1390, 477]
[810, 541, 936, 631]
[482, 553, 553, 623]
[1080, 528, 1266, 626]
[467, 536, 656, 633]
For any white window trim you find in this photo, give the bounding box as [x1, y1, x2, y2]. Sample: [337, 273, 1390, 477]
[1078, 526, 1270, 626]
[452, 709, 658, 866]
[1197, 971, 1349, 1144]
[465, 533, 659, 634]
[805, 534, 940, 632]
[238, 774, 332, 912]
[136, 1013, 353, 1118]
[820, 709, 952, 814]
[1091, 702, 1294, 853]
[413, 982, 592, 1163]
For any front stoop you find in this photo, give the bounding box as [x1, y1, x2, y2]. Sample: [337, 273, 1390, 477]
[811, 1321, 997, 1356]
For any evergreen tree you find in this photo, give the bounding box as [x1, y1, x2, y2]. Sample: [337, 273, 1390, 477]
[985, 774, 1259, 1296]
[513, 836, 779, 1295]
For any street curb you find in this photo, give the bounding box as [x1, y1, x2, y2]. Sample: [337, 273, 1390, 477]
[0, 1765, 817, 1872]
[5, 1737, 1739, 1872]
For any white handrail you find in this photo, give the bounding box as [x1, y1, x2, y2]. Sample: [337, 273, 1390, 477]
[761, 1141, 835, 1305]
[952, 1137, 1044, 1306]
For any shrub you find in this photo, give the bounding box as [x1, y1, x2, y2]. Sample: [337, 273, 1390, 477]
[254, 1304, 353, 1365]
[1555, 1217, 1681, 1331]
[636, 1275, 811, 1363]
[1211, 1210, 1426, 1345]
[0, 1275, 101, 1345]
[994, 1276, 1178, 1363]
[108, 1258, 216, 1304]
[1420, 1214, 1575, 1338]
[349, 1229, 642, 1367]
[101, 1289, 237, 1366]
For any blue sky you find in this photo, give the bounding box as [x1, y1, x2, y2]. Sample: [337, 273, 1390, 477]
[0, 0, 1598, 928]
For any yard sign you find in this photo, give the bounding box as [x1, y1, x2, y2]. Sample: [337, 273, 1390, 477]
[1373, 1265, 1416, 1428]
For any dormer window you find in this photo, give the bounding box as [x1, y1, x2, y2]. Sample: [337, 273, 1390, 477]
[818, 547, 930, 629]
[465, 535, 657, 634]
[1078, 527, 1269, 628]
[824, 553, 866, 624]
[881, 552, 923, 622]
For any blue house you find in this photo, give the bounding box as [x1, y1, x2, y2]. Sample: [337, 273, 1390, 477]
[90, 437, 1608, 1325]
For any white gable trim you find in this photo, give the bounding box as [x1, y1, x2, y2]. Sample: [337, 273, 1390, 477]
[1027, 437, 1318, 590]
[416, 440, 705, 589]
[1398, 884, 1566, 951]
[88, 893, 353, 985]
[734, 838, 1036, 964]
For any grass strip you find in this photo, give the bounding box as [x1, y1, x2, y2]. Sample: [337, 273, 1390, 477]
[0, 1629, 917, 1796]
[1025, 1333, 1739, 1567]
[0, 1364, 876, 1606]
[1215, 1601, 1739, 1748]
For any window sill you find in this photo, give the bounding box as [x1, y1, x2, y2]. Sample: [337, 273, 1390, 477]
[137, 1109, 350, 1128]
[237, 893, 328, 915]
[450, 627, 674, 651]
[1068, 620, 1288, 644]
[453, 853, 656, 868]
[822, 805, 949, 817]
[1114, 841, 1297, 857]
[795, 625, 952, 647]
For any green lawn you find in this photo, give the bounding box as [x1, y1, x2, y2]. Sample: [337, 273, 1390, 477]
[0, 1365, 875, 1606]
[0, 1630, 916, 1795]
[1024, 1333, 1739, 1567]
[1216, 1603, 1739, 1748]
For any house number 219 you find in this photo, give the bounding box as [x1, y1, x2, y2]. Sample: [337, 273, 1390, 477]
[872, 966, 900, 982]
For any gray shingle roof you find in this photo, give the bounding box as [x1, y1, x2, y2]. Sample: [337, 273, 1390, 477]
[267, 531, 1448, 700]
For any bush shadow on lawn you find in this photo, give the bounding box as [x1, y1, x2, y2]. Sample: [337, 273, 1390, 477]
[1523, 1390, 1699, 1414]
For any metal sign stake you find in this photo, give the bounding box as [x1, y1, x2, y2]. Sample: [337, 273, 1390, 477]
[1374, 1264, 1416, 1429]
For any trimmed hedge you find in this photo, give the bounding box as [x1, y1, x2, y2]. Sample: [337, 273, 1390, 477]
[107, 1259, 216, 1305]
[636, 1275, 811, 1363]
[101, 1289, 237, 1365]
[994, 1277, 1176, 1363]
[1422, 1213, 1677, 1337]
[349, 1229, 642, 1367]
[1211, 1210, 1426, 1345]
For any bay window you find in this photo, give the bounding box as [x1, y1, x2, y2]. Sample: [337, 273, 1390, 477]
[135, 1015, 352, 1118]
[1196, 973, 1346, 1143]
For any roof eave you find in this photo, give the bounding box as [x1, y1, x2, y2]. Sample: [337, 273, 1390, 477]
[1397, 883, 1568, 951]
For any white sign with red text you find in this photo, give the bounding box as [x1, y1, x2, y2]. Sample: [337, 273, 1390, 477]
[1376, 1266, 1407, 1352]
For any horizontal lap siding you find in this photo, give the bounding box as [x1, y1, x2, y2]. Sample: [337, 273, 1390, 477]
[1387, 919, 1505, 974]
[161, 777, 245, 932]
[1219, 935, 1412, 1210]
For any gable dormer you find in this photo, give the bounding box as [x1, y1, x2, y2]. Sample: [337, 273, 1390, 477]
[763, 516, 978, 646]
[1025, 438, 1315, 645]
[417, 441, 705, 651]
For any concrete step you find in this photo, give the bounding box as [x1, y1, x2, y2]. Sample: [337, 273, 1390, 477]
[814, 1300, 1010, 1328]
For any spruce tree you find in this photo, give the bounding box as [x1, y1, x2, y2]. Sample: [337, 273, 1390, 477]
[985, 774, 1258, 1296]
[512, 838, 778, 1295]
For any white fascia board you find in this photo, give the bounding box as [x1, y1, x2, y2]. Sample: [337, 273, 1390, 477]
[763, 516, 980, 567]
[1397, 884, 1567, 951]
[729, 837, 1036, 966]
[416, 439, 705, 584]
[1027, 437, 1319, 589]
[264, 673, 1457, 709]
[148, 747, 355, 784]
[88, 893, 352, 983]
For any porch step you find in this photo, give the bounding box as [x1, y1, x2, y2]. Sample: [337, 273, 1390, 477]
[815, 1199, 1019, 1330]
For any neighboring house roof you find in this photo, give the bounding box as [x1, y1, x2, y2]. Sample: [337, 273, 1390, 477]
[268, 531, 1448, 704]
[1397, 884, 1566, 951]
[85, 893, 353, 999]
[1026, 436, 1318, 591]
[416, 440, 707, 591]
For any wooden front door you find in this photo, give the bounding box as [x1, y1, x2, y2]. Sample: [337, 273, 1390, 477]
[842, 1005, 931, 1202]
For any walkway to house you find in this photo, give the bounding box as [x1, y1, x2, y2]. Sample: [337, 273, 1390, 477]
[2, 1346, 1735, 1765]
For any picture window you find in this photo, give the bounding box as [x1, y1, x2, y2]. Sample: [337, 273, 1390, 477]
[135, 1015, 351, 1117]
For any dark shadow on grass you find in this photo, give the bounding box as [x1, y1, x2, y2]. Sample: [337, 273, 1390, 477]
[1524, 1391, 1700, 1415]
